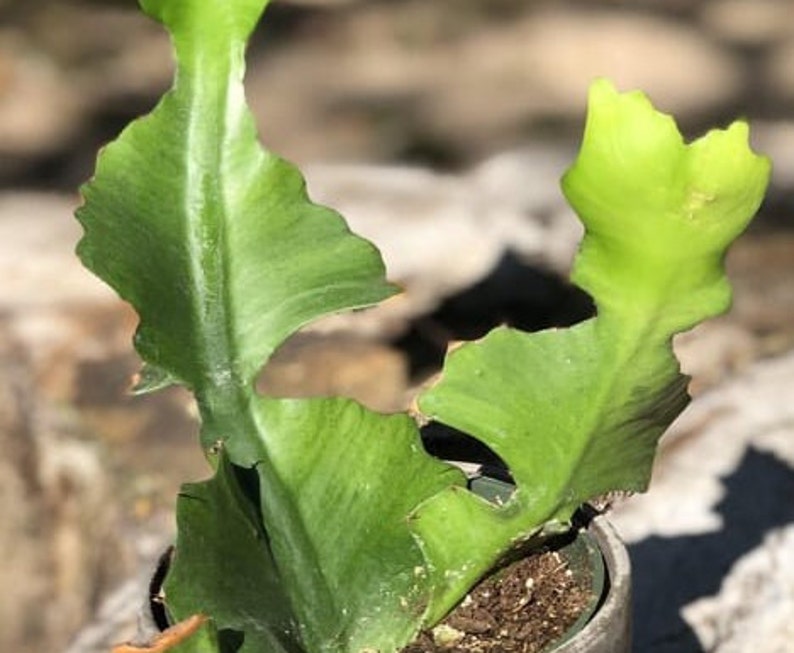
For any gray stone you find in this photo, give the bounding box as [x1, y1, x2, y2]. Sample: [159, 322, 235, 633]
[685, 525, 794, 653]
[0, 323, 127, 653]
[425, 8, 743, 126]
[611, 351, 794, 652]
[766, 37, 794, 104]
[243, 3, 745, 164]
[701, 0, 794, 47]
[0, 192, 197, 652]
[752, 121, 794, 190]
[466, 146, 583, 273]
[0, 193, 129, 401]
[305, 163, 506, 329]
[0, 32, 83, 167]
[62, 524, 173, 653]
[258, 333, 409, 412]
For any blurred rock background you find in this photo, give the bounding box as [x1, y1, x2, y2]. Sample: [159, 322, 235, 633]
[1, 1, 793, 652]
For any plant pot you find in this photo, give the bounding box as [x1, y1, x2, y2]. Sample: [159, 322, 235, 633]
[468, 475, 631, 653]
[551, 514, 631, 653]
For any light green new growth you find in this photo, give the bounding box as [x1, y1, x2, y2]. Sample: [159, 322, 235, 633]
[413, 79, 770, 619]
[74, 0, 770, 650]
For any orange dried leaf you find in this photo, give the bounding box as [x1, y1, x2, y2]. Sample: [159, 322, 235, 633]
[111, 614, 208, 653]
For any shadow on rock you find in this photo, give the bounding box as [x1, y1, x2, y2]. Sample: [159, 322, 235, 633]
[394, 250, 594, 378]
[630, 447, 794, 652]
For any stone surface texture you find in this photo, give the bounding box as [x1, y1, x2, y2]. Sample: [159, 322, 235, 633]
[686, 525, 794, 653]
[611, 351, 794, 652]
[0, 322, 127, 653]
[2, 0, 794, 181]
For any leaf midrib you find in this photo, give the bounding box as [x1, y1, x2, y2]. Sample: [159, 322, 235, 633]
[179, 36, 248, 407]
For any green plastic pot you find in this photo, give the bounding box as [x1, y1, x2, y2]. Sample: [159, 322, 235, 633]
[552, 515, 631, 653]
[470, 476, 632, 653]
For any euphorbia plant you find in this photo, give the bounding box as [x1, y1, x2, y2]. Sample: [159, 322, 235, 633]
[76, 1, 769, 652]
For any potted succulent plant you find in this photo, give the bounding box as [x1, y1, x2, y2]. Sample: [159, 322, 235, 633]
[77, 1, 769, 652]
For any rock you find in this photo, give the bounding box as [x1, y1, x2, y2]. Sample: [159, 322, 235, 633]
[63, 576, 152, 653]
[244, 2, 745, 165]
[701, 0, 794, 47]
[765, 36, 794, 104]
[751, 121, 794, 190]
[674, 320, 759, 395]
[425, 8, 742, 141]
[0, 192, 128, 400]
[35, 4, 174, 105]
[0, 31, 83, 168]
[258, 333, 409, 412]
[0, 191, 206, 491]
[0, 322, 127, 653]
[673, 230, 794, 394]
[277, 0, 362, 5]
[684, 525, 794, 653]
[465, 146, 583, 273]
[0, 193, 114, 310]
[610, 350, 794, 651]
[725, 232, 794, 342]
[304, 163, 505, 323]
[0, 191, 203, 651]
[0, 0, 777, 185]
[62, 516, 175, 653]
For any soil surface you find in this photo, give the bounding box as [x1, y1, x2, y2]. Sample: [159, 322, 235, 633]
[402, 545, 593, 653]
